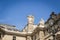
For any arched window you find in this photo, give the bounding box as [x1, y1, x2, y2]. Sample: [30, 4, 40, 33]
[13, 35, 16, 40]
[0, 33, 1, 38]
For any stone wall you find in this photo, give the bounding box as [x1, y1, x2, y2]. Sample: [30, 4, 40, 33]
[2, 34, 26, 40]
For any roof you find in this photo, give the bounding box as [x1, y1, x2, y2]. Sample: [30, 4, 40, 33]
[0, 24, 20, 32]
[0, 24, 16, 27]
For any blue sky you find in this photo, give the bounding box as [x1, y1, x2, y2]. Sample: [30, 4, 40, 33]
[0, 0, 60, 30]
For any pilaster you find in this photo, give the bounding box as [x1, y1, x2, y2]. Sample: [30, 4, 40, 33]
[39, 31, 44, 40]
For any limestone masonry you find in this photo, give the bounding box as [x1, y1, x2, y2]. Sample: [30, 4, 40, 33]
[0, 12, 60, 40]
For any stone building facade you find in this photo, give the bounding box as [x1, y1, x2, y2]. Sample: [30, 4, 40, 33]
[0, 12, 60, 40]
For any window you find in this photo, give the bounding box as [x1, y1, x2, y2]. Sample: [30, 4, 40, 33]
[49, 39, 51, 40]
[0, 33, 1, 38]
[13, 35, 16, 40]
[49, 39, 53, 40]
